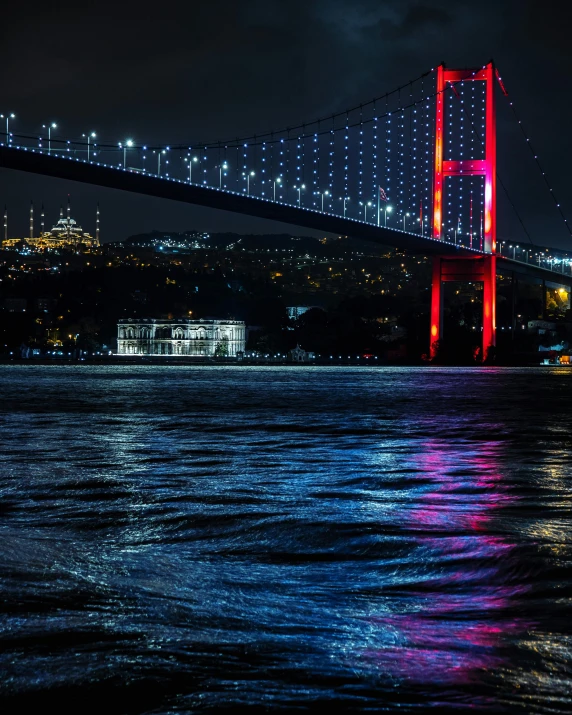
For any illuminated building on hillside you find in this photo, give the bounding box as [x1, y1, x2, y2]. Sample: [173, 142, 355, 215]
[117, 318, 246, 356]
[287, 306, 322, 320]
[1, 199, 100, 250]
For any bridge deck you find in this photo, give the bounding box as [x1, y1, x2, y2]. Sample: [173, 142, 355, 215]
[1, 145, 570, 286]
[0, 145, 471, 256]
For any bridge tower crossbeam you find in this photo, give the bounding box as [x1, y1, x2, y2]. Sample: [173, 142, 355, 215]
[430, 62, 497, 360]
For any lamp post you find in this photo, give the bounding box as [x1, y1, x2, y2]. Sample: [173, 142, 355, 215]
[273, 176, 281, 201]
[402, 212, 410, 231]
[186, 156, 198, 182]
[294, 184, 305, 207]
[340, 196, 349, 217]
[219, 162, 228, 189]
[1, 113, 15, 144]
[82, 132, 96, 161]
[244, 170, 255, 195]
[157, 149, 166, 177]
[43, 123, 57, 154]
[321, 190, 329, 212]
[361, 201, 372, 222]
[384, 205, 392, 227]
[121, 139, 133, 168]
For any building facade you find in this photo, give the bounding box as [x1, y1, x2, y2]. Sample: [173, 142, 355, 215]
[117, 319, 245, 356]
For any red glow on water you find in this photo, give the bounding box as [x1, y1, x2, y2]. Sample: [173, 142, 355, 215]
[360, 436, 528, 686]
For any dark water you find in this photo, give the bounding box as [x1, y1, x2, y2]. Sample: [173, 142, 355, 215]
[1, 365, 571, 713]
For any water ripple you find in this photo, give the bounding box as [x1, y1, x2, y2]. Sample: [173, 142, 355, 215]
[1, 365, 571, 712]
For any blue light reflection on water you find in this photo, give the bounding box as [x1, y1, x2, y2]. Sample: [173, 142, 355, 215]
[1, 365, 572, 713]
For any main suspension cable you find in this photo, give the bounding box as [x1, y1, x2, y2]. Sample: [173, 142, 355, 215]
[499, 73, 572, 239]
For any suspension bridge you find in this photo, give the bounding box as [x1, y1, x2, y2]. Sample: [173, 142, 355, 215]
[1, 61, 571, 358]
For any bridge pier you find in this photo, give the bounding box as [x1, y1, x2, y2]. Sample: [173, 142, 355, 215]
[430, 255, 496, 361]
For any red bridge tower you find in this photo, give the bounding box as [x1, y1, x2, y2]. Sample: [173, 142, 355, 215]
[430, 62, 497, 360]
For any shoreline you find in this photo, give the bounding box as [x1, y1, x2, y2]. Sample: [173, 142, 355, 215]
[0, 357, 562, 368]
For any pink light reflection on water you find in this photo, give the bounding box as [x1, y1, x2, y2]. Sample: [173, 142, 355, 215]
[362, 437, 531, 686]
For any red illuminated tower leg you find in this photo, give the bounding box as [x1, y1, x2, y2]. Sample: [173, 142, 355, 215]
[430, 61, 498, 361]
[482, 255, 496, 359]
[430, 257, 442, 359]
[433, 65, 445, 240]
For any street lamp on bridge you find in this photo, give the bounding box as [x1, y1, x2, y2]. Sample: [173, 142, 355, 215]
[1, 113, 15, 145]
[42, 122, 57, 154]
[219, 162, 228, 189]
[82, 132, 96, 162]
[339, 196, 350, 218]
[244, 170, 255, 195]
[320, 190, 329, 212]
[402, 212, 410, 231]
[359, 200, 372, 222]
[156, 149, 167, 177]
[383, 204, 392, 227]
[185, 155, 199, 183]
[294, 184, 305, 207]
[119, 139, 134, 169]
[273, 176, 282, 201]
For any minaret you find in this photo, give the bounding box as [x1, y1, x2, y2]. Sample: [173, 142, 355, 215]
[96, 203, 100, 245]
[3, 206, 7, 242]
[40, 203, 45, 236]
[67, 196, 71, 240]
[60, 205, 63, 219]
[29, 200, 34, 239]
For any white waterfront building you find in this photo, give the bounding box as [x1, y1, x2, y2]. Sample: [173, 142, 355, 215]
[117, 318, 245, 356]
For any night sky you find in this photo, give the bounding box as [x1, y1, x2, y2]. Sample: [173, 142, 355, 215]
[1, 0, 572, 247]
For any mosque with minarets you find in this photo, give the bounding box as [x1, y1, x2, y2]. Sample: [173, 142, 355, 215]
[1, 197, 100, 250]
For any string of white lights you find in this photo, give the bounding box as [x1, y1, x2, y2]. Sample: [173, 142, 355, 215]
[261, 140, 267, 196]
[358, 106, 364, 202]
[398, 90, 404, 217]
[328, 118, 334, 211]
[372, 101, 378, 220]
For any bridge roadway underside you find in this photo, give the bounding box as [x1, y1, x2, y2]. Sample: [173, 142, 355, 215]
[0, 145, 468, 256]
[1, 146, 569, 286]
[497, 256, 572, 288]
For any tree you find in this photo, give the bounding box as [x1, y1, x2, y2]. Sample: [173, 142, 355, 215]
[214, 336, 229, 357]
